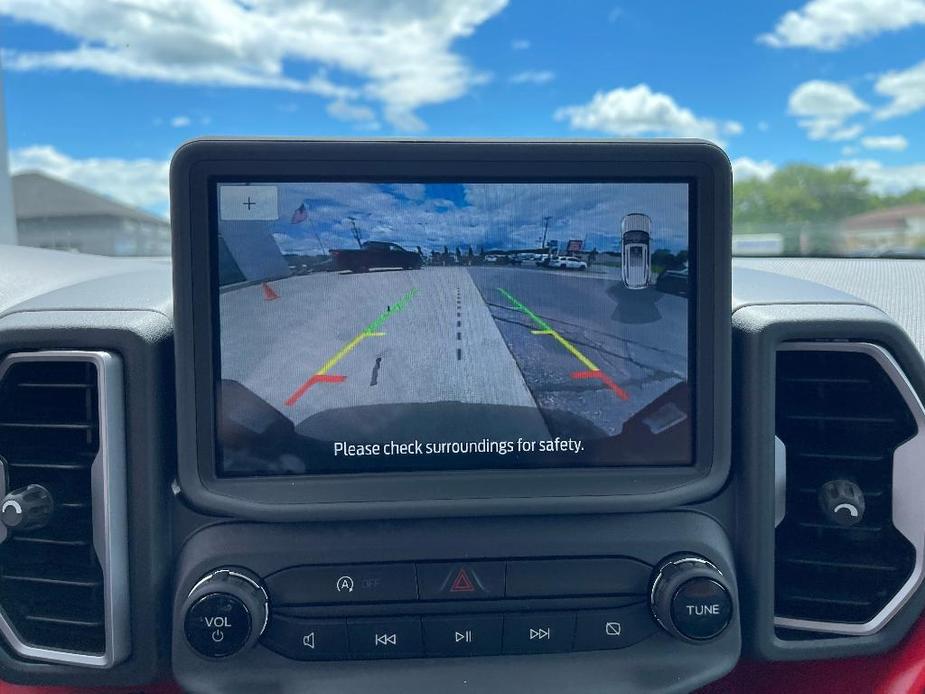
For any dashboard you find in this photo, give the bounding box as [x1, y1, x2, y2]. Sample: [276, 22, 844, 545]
[0, 140, 924, 693]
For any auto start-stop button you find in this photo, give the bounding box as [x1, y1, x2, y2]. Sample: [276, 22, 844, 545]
[184, 593, 252, 658]
[670, 578, 732, 640]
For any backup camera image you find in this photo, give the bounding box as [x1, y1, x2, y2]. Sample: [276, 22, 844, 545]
[215, 181, 692, 475]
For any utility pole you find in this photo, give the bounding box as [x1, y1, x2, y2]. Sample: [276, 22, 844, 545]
[347, 217, 362, 248]
[541, 216, 551, 249]
[0, 59, 18, 245]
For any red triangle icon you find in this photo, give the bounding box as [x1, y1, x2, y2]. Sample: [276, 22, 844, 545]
[450, 568, 475, 593]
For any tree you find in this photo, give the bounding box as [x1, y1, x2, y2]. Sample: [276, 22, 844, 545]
[885, 188, 925, 207]
[733, 164, 876, 229]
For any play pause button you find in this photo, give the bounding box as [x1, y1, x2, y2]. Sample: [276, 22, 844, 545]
[423, 615, 503, 657]
[503, 613, 576, 654]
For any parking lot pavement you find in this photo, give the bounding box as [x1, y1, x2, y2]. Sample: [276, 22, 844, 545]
[219, 267, 550, 442]
[220, 262, 688, 446]
[468, 266, 688, 438]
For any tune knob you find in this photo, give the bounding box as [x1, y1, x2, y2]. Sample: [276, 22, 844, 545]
[649, 554, 733, 642]
[1, 484, 54, 533]
[183, 568, 269, 659]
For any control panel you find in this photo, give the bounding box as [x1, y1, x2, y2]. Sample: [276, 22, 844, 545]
[183, 556, 727, 661]
[172, 514, 740, 693]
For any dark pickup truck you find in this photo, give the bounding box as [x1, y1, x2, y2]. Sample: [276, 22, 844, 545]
[330, 241, 423, 272]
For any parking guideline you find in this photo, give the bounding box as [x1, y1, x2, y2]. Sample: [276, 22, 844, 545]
[498, 287, 629, 401]
[285, 287, 418, 406]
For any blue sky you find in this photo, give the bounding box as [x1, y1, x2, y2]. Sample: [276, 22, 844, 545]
[2, 0, 924, 216]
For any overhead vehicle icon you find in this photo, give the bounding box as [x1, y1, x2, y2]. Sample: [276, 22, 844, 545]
[621, 213, 652, 290]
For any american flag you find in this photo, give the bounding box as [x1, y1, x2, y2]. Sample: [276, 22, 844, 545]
[291, 202, 308, 224]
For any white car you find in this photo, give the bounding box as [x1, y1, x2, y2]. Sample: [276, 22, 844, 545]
[554, 256, 587, 270]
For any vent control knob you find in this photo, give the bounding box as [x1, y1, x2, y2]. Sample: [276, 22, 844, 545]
[819, 479, 865, 527]
[183, 568, 269, 659]
[1, 484, 54, 533]
[650, 554, 733, 643]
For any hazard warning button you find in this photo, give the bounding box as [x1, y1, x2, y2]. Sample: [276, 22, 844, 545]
[416, 562, 505, 600]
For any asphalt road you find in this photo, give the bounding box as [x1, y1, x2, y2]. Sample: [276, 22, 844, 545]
[219, 264, 688, 447]
[220, 267, 550, 445]
[468, 266, 688, 437]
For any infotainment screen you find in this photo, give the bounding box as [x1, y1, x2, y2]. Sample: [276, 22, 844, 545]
[214, 179, 693, 476]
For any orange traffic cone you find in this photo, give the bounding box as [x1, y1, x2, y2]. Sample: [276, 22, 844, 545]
[262, 282, 280, 301]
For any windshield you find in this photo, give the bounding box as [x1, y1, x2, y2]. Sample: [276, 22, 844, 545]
[1, 1, 923, 259]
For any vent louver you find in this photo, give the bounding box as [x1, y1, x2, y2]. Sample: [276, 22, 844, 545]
[0, 352, 128, 667]
[774, 343, 924, 635]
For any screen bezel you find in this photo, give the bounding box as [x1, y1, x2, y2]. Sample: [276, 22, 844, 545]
[171, 139, 731, 520]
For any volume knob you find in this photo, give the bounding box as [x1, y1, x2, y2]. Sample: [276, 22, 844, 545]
[183, 568, 269, 659]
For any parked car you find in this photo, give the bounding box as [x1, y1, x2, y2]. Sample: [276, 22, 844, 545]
[553, 256, 587, 270]
[329, 241, 422, 272]
[655, 267, 689, 297]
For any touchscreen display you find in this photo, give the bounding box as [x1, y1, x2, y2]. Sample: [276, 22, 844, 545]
[214, 180, 693, 476]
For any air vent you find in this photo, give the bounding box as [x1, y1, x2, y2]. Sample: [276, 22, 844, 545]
[774, 342, 925, 636]
[0, 352, 128, 667]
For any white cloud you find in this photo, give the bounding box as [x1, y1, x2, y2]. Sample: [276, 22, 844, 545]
[874, 59, 925, 119]
[170, 115, 191, 128]
[787, 80, 868, 140]
[509, 70, 555, 85]
[554, 84, 742, 144]
[860, 135, 909, 151]
[723, 122, 744, 136]
[841, 145, 859, 156]
[833, 159, 925, 194]
[511, 39, 530, 50]
[325, 99, 378, 128]
[0, 0, 508, 131]
[759, 0, 925, 50]
[9, 145, 170, 213]
[731, 157, 777, 182]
